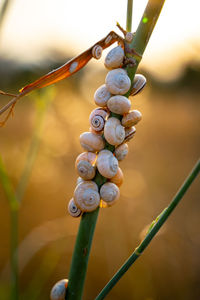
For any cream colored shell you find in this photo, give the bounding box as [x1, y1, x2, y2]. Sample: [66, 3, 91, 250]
[92, 45, 103, 59]
[121, 110, 142, 127]
[68, 198, 82, 218]
[104, 46, 124, 69]
[114, 143, 129, 161]
[100, 182, 120, 206]
[89, 108, 108, 132]
[105, 68, 131, 95]
[107, 95, 131, 115]
[110, 167, 124, 186]
[94, 84, 112, 107]
[74, 181, 100, 212]
[104, 117, 125, 146]
[124, 126, 136, 143]
[130, 74, 146, 96]
[50, 279, 68, 300]
[75, 152, 97, 166]
[76, 161, 96, 180]
[79, 132, 105, 152]
[96, 149, 118, 178]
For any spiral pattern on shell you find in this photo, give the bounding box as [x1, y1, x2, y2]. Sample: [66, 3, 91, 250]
[74, 181, 100, 212]
[68, 198, 82, 217]
[92, 45, 103, 60]
[100, 182, 120, 205]
[105, 68, 131, 95]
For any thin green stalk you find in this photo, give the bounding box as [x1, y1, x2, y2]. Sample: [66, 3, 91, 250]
[66, 1, 165, 299]
[126, 0, 133, 32]
[95, 159, 200, 300]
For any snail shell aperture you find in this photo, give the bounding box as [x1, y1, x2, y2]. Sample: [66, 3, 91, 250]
[105, 68, 131, 95]
[50, 279, 68, 300]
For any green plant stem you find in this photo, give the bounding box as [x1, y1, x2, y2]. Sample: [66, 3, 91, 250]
[66, 1, 165, 299]
[126, 0, 133, 32]
[95, 159, 200, 300]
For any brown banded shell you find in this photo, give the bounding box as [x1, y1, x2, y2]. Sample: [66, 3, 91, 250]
[130, 74, 146, 96]
[74, 181, 100, 212]
[50, 279, 68, 300]
[92, 45, 103, 59]
[94, 84, 112, 107]
[79, 132, 105, 152]
[114, 143, 129, 161]
[105, 68, 131, 95]
[68, 198, 82, 218]
[110, 167, 124, 187]
[122, 110, 142, 127]
[104, 46, 124, 69]
[107, 95, 131, 115]
[124, 126, 136, 143]
[89, 108, 108, 132]
[97, 149, 118, 178]
[100, 182, 120, 206]
[104, 117, 125, 146]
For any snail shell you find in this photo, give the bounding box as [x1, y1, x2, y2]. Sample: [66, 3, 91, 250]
[76, 161, 96, 180]
[50, 279, 68, 300]
[121, 110, 142, 127]
[68, 198, 82, 217]
[104, 117, 125, 146]
[124, 126, 136, 143]
[80, 132, 105, 152]
[105, 68, 131, 95]
[76, 176, 84, 185]
[94, 84, 112, 107]
[100, 182, 120, 206]
[130, 74, 146, 96]
[110, 167, 124, 187]
[107, 95, 131, 115]
[92, 45, 103, 59]
[104, 46, 124, 69]
[74, 181, 100, 212]
[96, 149, 118, 178]
[89, 108, 108, 132]
[125, 32, 134, 43]
[75, 152, 97, 166]
[114, 143, 129, 161]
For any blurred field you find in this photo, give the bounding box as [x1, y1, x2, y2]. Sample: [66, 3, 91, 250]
[0, 58, 199, 300]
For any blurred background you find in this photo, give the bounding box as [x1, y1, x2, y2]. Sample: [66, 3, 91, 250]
[0, 0, 199, 299]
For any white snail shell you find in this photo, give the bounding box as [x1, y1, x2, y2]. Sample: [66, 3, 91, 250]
[100, 182, 120, 206]
[104, 46, 124, 69]
[80, 132, 105, 152]
[76, 161, 96, 180]
[89, 108, 108, 132]
[110, 167, 124, 187]
[75, 152, 97, 166]
[68, 198, 82, 217]
[50, 279, 68, 300]
[94, 84, 112, 107]
[96, 149, 118, 178]
[104, 117, 125, 146]
[92, 45, 103, 60]
[76, 176, 84, 185]
[105, 68, 131, 95]
[121, 110, 142, 127]
[74, 181, 100, 212]
[130, 74, 146, 96]
[125, 32, 134, 43]
[124, 126, 136, 143]
[114, 143, 129, 161]
[107, 95, 131, 115]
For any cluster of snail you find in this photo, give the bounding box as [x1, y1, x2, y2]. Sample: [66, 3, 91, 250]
[67, 43, 146, 218]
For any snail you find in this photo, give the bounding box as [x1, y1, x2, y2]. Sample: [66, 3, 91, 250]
[74, 181, 100, 212]
[75, 152, 96, 180]
[114, 143, 129, 161]
[94, 84, 112, 107]
[96, 149, 118, 178]
[105, 68, 131, 95]
[92, 45, 103, 60]
[130, 74, 147, 96]
[50, 279, 68, 300]
[107, 95, 131, 115]
[124, 126, 136, 143]
[100, 182, 120, 206]
[104, 46, 124, 69]
[89, 108, 108, 132]
[121, 110, 142, 127]
[68, 198, 82, 217]
[80, 132, 105, 152]
[104, 117, 125, 146]
[110, 167, 124, 187]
